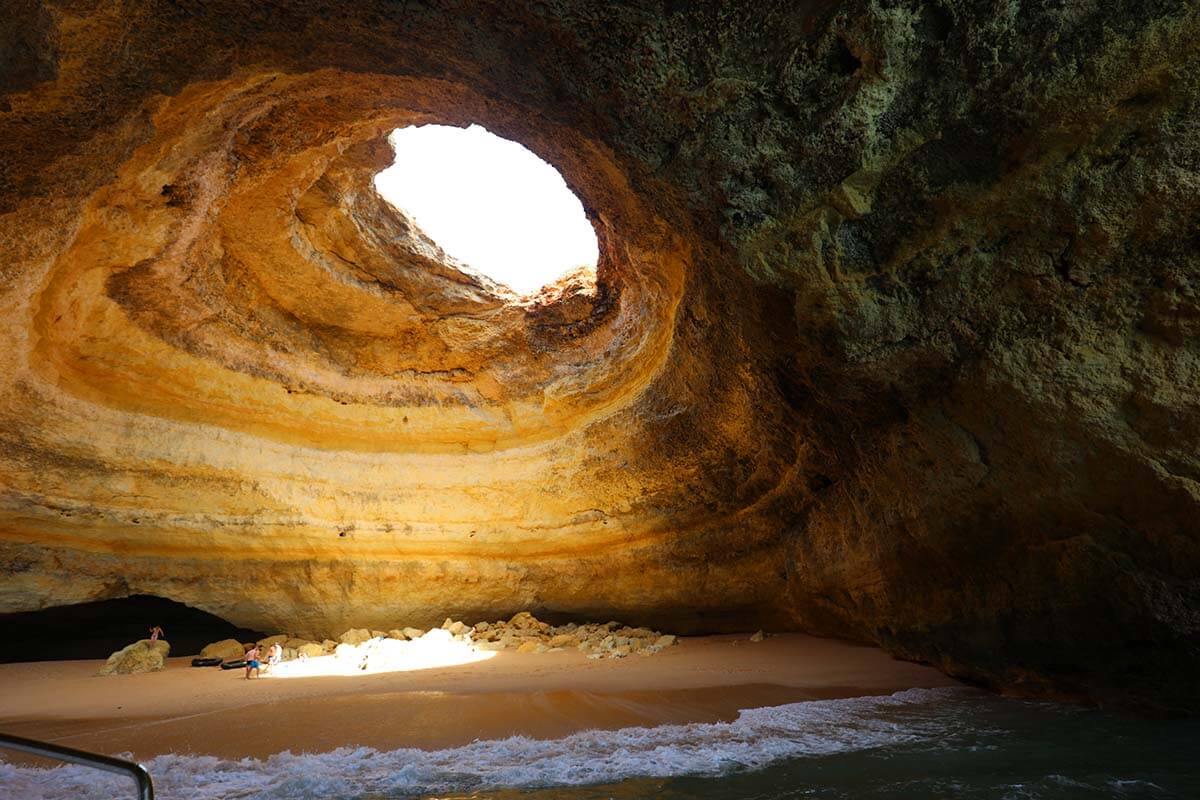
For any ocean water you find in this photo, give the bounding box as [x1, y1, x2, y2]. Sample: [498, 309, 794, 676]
[3, 687, 1198, 799]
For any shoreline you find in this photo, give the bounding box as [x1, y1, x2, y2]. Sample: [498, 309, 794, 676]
[0, 634, 961, 761]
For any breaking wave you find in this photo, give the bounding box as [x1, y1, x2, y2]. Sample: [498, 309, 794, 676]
[2, 688, 968, 799]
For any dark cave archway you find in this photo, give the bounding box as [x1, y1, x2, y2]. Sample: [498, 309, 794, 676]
[0, 595, 267, 663]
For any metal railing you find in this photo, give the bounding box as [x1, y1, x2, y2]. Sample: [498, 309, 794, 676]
[0, 731, 155, 799]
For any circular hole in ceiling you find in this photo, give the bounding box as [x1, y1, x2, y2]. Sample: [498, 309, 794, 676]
[374, 124, 599, 296]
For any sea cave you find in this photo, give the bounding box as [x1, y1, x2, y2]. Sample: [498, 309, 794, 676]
[1, 1, 1199, 797]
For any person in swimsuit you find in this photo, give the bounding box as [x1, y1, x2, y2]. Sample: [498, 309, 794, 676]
[267, 642, 282, 670]
[244, 645, 262, 679]
[148, 625, 163, 642]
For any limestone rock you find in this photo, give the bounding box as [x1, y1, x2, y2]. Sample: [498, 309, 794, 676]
[508, 612, 538, 629]
[199, 639, 245, 662]
[402, 628, 425, 641]
[98, 640, 170, 676]
[338, 628, 372, 646]
[257, 634, 290, 649]
[297, 642, 325, 658]
[749, 630, 765, 643]
[460, 613, 675, 659]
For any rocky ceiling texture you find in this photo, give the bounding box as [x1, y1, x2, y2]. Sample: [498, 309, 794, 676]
[1, 0, 1198, 712]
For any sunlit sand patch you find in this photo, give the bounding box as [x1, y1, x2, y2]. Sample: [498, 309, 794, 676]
[267, 628, 495, 678]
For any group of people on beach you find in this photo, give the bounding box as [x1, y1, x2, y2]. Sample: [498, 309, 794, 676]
[148, 622, 282, 679]
[242, 641, 283, 679]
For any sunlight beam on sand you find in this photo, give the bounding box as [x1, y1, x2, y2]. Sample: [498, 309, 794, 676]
[267, 629, 495, 679]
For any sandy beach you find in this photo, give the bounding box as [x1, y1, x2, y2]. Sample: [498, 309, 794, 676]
[0, 634, 958, 762]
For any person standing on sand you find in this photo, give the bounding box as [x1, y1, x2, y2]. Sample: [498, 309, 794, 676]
[245, 645, 262, 679]
[267, 642, 282, 670]
[148, 625, 163, 642]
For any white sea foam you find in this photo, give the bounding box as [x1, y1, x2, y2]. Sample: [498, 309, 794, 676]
[0, 688, 968, 800]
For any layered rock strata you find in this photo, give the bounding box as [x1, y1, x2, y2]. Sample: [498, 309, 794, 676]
[0, 1, 1197, 711]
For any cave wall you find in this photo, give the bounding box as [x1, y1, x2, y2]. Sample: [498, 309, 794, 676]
[0, 0, 1197, 712]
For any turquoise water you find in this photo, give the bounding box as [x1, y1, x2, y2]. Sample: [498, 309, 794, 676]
[5, 688, 1199, 799]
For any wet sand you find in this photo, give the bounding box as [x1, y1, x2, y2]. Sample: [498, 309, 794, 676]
[0, 634, 959, 760]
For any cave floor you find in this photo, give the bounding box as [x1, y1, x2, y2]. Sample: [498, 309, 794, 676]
[0, 634, 960, 760]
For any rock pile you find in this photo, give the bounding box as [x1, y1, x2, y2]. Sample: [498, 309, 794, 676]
[469, 612, 678, 659]
[199, 612, 678, 666]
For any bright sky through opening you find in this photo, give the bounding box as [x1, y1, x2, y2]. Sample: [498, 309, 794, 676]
[374, 124, 599, 295]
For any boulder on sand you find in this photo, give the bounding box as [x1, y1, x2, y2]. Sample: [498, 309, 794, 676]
[445, 620, 469, 636]
[98, 639, 170, 675]
[297, 642, 325, 658]
[338, 628, 373, 645]
[199, 639, 245, 662]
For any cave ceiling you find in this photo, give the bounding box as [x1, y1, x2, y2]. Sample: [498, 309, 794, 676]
[1, 0, 1198, 712]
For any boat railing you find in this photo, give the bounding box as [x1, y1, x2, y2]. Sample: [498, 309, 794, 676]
[0, 731, 155, 799]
